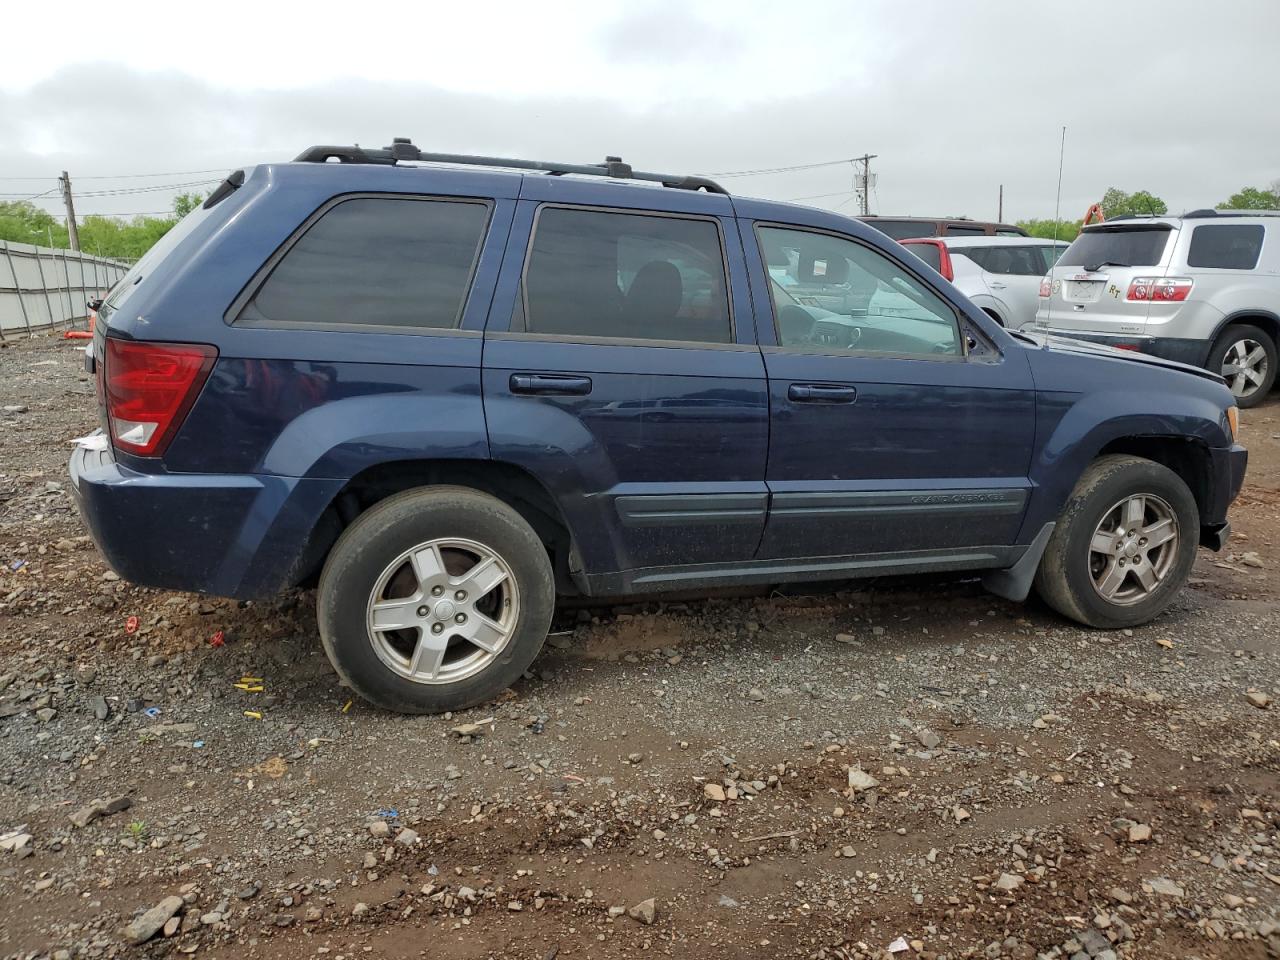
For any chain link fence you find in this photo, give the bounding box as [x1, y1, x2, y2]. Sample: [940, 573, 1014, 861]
[0, 240, 130, 338]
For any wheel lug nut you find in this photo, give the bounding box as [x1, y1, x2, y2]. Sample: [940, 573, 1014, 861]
[455, 590, 467, 601]
[1139, 538, 1147, 546]
[455, 613, 466, 624]
[431, 623, 444, 634]
[416, 605, 429, 617]
[431, 586, 443, 597]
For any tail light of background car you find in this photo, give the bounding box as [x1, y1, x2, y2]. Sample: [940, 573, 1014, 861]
[1126, 277, 1193, 302]
[105, 339, 217, 456]
[1038, 277, 1052, 298]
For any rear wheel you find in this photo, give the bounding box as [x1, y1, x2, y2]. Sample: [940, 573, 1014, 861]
[1034, 455, 1198, 628]
[1210, 324, 1276, 408]
[317, 486, 555, 714]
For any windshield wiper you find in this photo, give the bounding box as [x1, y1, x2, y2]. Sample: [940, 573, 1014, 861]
[1082, 260, 1130, 272]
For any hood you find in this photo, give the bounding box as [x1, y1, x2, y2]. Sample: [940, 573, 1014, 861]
[1012, 330, 1225, 384]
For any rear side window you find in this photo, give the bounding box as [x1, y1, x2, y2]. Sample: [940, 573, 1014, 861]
[942, 224, 986, 236]
[239, 197, 490, 330]
[1057, 227, 1170, 268]
[961, 245, 1046, 276]
[1187, 224, 1264, 269]
[868, 220, 937, 240]
[904, 243, 942, 272]
[519, 207, 731, 344]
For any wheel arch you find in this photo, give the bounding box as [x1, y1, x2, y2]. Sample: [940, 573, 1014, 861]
[293, 459, 583, 595]
[1209, 309, 1280, 351]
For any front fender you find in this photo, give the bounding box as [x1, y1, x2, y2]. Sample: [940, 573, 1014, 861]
[1020, 381, 1232, 539]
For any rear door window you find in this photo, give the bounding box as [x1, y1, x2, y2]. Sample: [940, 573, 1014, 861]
[1057, 227, 1171, 269]
[238, 196, 491, 331]
[518, 207, 731, 344]
[1186, 224, 1264, 269]
[963, 246, 1046, 276]
[942, 224, 986, 236]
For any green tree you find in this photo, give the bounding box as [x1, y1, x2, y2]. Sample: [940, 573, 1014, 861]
[0, 200, 64, 246]
[1100, 187, 1168, 218]
[172, 192, 206, 218]
[1015, 218, 1081, 242]
[1218, 186, 1280, 210]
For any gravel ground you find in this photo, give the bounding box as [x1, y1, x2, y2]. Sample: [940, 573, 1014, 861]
[0, 332, 1277, 960]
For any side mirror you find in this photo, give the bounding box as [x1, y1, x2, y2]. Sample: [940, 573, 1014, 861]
[87, 298, 104, 312]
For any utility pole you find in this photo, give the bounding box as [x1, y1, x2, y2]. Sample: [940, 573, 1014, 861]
[59, 171, 80, 251]
[852, 154, 877, 216]
[998, 184, 1004, 222]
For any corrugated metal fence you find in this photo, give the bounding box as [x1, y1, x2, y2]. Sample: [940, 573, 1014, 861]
[0, 241, 130, 338]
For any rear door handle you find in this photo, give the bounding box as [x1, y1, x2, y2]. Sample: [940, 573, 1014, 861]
[509, 373, 593, 396]
[787, 383, 857, 403]
[988, 281, 1007, 289]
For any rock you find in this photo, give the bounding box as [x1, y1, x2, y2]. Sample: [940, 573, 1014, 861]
[162, 916, 181, 937]
[367, 820, 391, 839]
[1246, 691, 1272, 709]
[627, 897, 657, 925]
[746, 687, 765, 702]
[123, 895, 184, 945]
[362, 852, 377, 869]
[1148, 877, 1184, 898]
[90, 696, 110, 721]
[704, 783, 726, 803]
[1078, 928, 1111, 956]
[3, 404, 28, 413]
[840, 845, 856, 858]
[1239, 551, 1263, 568]
[834, 633, 858, 644]
[0, 830, 33, 853]
[1224, 894, 1244, 908]
[1128, 823, 1152, 843]
[35, 707, 57, 723]
[953, 805, 971, 823]
[395, 828, 419, 846]
[917, 728, 941, 749]
[451, 719, 492, 737]
[70, 795, 132, 829]
[995, 872, 1024, 892]
[847, 767, 879, 793]
[352, 902, 369, 916]
[718, 894, 740, 908]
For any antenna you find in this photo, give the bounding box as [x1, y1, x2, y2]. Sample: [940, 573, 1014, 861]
[1052, 126, 1066, 248]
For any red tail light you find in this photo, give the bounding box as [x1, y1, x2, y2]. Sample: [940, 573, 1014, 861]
[1038, 277, 1052, 298]
[105, 339, 217, 456]
[1126, 277, 1193, 302]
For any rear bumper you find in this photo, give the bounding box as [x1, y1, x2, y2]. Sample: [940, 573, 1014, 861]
[1040, 329, 1210, 368]
[69, 434, 343, 599]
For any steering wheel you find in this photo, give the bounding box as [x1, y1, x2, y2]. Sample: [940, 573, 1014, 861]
[809, 320, 862, 349]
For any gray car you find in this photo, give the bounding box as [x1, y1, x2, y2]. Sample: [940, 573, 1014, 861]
[902, 236, 1067, 329]
[1034, 210, 1280, 406]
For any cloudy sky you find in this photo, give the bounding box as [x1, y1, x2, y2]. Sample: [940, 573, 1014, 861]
[2, 0, 1277, 224]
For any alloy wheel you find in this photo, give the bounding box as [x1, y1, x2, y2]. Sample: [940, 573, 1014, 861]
[1221, 338, 1268, 400]
[1087, 494, 1179, 606]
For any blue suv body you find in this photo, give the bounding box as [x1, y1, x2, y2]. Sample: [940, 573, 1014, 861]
[70, 140, 1248, 713]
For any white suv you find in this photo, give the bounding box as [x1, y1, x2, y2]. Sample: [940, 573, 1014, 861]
[1035, 210, 1280, 406]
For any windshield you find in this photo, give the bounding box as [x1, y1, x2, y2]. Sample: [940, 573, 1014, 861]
[1057, 227, 1171, 269]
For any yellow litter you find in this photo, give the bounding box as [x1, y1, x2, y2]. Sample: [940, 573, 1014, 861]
[243, 710, 263, 720]
[341, 700, 353, 714]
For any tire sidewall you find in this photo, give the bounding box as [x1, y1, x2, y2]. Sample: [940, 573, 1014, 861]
[1055, 461, 1199, 628]
[1211, 324, 1277, 408]
[318, 488, 554, 714]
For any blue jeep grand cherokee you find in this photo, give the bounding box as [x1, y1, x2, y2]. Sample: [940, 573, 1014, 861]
[71, 139, 1248, 714]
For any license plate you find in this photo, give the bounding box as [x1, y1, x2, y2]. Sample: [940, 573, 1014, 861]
[1065, 280, 1103, 299]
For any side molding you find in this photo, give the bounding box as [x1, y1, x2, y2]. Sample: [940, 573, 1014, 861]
[981, 521, 1056, 602]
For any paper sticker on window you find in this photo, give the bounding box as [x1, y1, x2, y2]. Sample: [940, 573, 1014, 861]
[813, 260, 828, 277]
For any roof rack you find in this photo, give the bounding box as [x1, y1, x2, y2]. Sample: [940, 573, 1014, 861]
[1184, 208, 1280, 219]
[292, 138, 728, 195]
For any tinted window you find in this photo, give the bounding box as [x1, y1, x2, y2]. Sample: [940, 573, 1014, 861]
[1187, 224, 1264, 269]
[759, 226, 962, 357]
[1057, 227, 1170, 268]
[942, 224, 986, 236]
[1040, 244, 1067, 271]
[521, 207, 730, 344]
[995, 229, 1026, 237]
[868, 220, 937, 240]
[242, 197, 489, 330]
[904, 243, 942, 272]
[962, 245, 1046, 276]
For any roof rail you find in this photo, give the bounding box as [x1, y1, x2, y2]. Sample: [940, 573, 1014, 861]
[292, 138, 729, 195]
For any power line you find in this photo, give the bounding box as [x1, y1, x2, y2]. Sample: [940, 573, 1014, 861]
[703, 158, 856, 178]
[0, 167, 230, 181]
[786, 190, 856, 202]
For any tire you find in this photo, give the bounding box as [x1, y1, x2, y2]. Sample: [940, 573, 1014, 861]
[1034, 455, 1198, 629]
[1209, 323, 1277, 408]
[317, 486, 555, 714]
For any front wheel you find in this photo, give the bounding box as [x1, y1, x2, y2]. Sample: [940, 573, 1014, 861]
[1034, 455, 1198, 629]
[1210, 324, 1276, 408]
[317, 486, 555, 714]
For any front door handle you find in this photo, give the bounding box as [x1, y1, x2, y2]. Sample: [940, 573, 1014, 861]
[787, 383, 857, 403]
[510, 373, 593, 396]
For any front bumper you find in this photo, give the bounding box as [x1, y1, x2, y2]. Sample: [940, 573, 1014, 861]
[1199, 442, 1248, 550]
[1038, 329, 1211, 369]
[69, 434, 343, 598]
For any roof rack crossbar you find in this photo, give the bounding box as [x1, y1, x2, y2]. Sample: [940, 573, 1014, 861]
[292, 138, 728, 194]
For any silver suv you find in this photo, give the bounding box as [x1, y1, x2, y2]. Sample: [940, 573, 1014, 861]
[1034, 210, 1280, 406]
